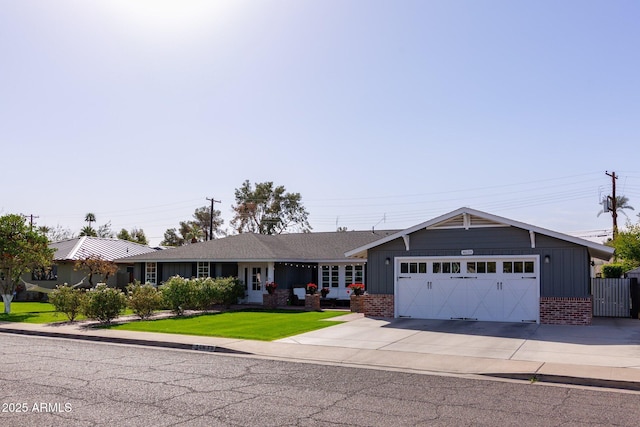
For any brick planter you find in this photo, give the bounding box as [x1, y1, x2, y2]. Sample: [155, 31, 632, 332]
[305, 294, 321, 311]
[540, 297, 592, 325]
[350, 295, 364, 313]
[263, 293, 278, 308]
[263, 289, 289, 308]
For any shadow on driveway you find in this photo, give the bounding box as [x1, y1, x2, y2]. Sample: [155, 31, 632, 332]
[379, 317, 640, 346]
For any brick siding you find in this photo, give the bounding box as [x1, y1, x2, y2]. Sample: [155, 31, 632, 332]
[362, 294, 394, 318]
[305, 294, 321, 311]
[540, 297, 592, 325]
[263, 289, 288, 308]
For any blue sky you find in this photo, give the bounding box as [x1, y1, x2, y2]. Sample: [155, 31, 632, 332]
[2, 1, 639, 245]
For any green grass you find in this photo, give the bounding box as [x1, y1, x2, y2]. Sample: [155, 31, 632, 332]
[0, 302, 73, 323]
[108, 309, 346, 341]
[0, 302, 133, 324]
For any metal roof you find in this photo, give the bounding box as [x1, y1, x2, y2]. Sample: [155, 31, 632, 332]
[116, 230, 399, 263]
[52, 237, 158, 261]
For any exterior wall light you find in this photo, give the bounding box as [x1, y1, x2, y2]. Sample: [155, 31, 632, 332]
[385, 257, 391, 265]
[544, 255, 551, 264]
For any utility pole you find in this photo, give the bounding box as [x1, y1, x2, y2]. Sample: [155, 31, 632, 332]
[22, 214, 39, 230]
[606, 171, 618, 238]
[206, 197, 221, 241]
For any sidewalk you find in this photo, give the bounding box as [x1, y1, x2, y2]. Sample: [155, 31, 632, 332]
[1, 313, 640, 391]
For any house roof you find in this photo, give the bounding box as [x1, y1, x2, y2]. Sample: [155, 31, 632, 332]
[52, 236, 157, 261]
[345, 207, 615, 261]
[116, 230, 399, 263]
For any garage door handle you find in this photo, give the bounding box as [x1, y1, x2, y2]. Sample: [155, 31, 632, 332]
[451, 276, 477, 279]
[522, 276, 536, 279]
[398, 276, 411, 279]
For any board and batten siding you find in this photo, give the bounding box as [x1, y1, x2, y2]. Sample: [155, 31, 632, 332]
[366, 226, 591, 298]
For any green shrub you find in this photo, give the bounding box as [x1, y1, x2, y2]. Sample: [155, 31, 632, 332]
[193, 277, 219, 310]
[49, 285, 86, 322]
[127, 281, 163, 319]
[214, 277, 245, 308]
[160, 276, 197, 315]
[81, 284, 127, 324]
[602, 264, 625, 278]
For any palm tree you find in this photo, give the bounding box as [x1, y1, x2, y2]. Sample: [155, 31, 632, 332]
[84, 213, 96, 228]
[598, 195, 634, 237]
[79, 226, 97, 237]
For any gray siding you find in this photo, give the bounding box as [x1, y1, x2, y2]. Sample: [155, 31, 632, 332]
[368, 226, 591, 298]
[161, 263, 193, 281]
[274, 263, 316, 289]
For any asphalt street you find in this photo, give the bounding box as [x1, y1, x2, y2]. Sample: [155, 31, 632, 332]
[1, 334, 640, 427]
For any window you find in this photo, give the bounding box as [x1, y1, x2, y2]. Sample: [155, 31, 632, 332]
[346, 265, 364, 286]
[322, 265, 340, 288]
[32, 265, 58, 281]
[145, 262, 157, 285]
[252, 267, 262, 291]
[197, 262, 210, 278]
[433, 262, 460, 274]
[467, 262, 496, 274]
[503, 261, 534, 274]
[399, 262, 427, 274]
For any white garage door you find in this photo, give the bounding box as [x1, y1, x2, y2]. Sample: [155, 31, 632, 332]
[396, 256, 539, 323]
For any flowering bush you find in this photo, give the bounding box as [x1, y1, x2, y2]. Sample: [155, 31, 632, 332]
[266, 281, 278, 294]
[306, 283, 318, 295]
[321, 287, 330, 297]
[348, 283, 365, 296]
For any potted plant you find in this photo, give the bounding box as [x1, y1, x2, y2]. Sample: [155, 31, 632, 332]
[306, 283, 318, 295]
[347, 283, 365, 296]
[265, 281, 278, 295]
[321, 287, 330, 298]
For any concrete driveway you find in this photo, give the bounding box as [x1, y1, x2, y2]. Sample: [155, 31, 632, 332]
[277, 315, 640, 369]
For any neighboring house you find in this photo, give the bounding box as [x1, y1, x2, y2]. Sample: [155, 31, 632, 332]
[627, 267, 640, 281]
[21, 237, 158, 297]
[345, 207, 615, 325]
[115, 231, 397, 304]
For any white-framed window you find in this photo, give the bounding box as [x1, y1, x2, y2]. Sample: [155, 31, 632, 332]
[466, 261, 497, 274]
[345, 265, 365, 285]
[503, 261, 534, 274]
[145, 262, 157, 285]
[433, 262, 461, 274]
[252, 267, 262, 291]
[197, 262, 210, 278]
[400, 262, 427, 274]
[321, 265, 340, 288]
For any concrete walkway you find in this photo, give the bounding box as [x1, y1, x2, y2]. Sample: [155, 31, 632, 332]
[2, 313, 640, 391]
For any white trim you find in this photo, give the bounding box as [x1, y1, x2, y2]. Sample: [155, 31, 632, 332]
[529, 230, 536, 249]
[345, 207, 614, 260]
[394, 254, 540, 323]
[402, 235, 410, 251]
[67, 236, 87, 260]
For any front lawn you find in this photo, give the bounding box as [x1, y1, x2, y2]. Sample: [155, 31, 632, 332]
[0, 302, 135, 324]
[0, 302, 71, 324]
[108, 309, 346, 341]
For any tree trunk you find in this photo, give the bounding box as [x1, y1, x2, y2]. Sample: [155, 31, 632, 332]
[2, 294, 14, 314]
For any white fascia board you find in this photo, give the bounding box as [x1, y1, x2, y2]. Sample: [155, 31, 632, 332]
[344, 206, 615, 260]
[66, 236, 87, 260]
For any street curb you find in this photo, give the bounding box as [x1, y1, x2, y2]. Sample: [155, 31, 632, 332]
[3, 325, 640, 393]
[0, 327, 251, 355]
[483, 373, 640, 392]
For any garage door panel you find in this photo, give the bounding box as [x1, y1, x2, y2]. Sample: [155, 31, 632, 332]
[502, 279, 539, 322]
[397, 278, 431, 319]
[396, 257, 539, 323]
[467, 279, 502, 321]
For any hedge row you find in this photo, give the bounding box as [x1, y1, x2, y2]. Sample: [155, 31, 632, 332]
[49, 276, 245, 323]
